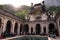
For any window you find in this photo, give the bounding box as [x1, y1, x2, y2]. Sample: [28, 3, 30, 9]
[36, 17, 41, 20]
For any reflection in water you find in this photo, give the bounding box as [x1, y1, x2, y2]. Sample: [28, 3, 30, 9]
[9, 36, 48, 40]
[36, 39, 40, 40]
[31, 39, 33, 40]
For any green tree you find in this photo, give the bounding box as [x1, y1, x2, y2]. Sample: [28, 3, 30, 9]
[0, 5, 3, 9]
[15, 5, 31, 19]
[47, 6, 60, 13]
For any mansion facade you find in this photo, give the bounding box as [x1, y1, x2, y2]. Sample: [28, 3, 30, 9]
[0, 1, 60, 37]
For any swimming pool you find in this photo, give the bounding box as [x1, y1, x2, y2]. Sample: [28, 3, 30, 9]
[2, 35, 49, 40]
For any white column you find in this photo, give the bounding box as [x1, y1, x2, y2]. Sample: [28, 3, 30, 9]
[29, 25, 31, 34]
[10, 22, 15, 34]
[0, 19, 4, 36]
[2, 19, 7, 33]
[57, 20, 60, 36]
[41, 25, 43, 34]
[17, 24, 20, 35]
[33, 25, 35, 34]
[0, 23, 2, 36]
[46, 25, 49, 34]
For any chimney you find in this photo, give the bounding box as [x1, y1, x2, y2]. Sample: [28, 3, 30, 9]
[31, 3, 33, 7]
[42, 1, 45, 5]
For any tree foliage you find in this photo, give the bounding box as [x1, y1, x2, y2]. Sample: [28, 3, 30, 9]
[0, 4, 17, 14]
[0, 5, 3, 9]
[47, 6, 60, 13]
[15, 5, 31, 19]
[1, 4, 60, 19]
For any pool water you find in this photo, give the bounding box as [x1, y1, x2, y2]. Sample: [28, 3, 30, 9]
[12, 36, 48, 40]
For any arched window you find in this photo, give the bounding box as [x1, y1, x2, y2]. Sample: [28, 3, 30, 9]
[6, 20, 12, 33]
[36, 24, 41, 35]
[14, 22, 18, 35]
[49, 23, 55, 33]
[23, 24, 29, 33]
[49, 23, 59, 36]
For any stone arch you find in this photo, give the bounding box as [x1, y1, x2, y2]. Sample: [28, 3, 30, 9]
[49, 23, 59, 36]
[23, 24, 29, 34]
[6, 20, 12, 33]
[49, 23, 54, 33]
[14, 22, 18, 35]
[35, 24, 41, 35]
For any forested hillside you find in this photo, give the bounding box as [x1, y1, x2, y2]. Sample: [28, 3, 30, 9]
[0, 4, 60, 19]
[0, 5, 31, 19]
[15, 5, 31, 19]
[47, 6, 60, 13]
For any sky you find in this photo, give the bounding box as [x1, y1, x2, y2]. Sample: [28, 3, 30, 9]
[0, 0, 43, 7]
